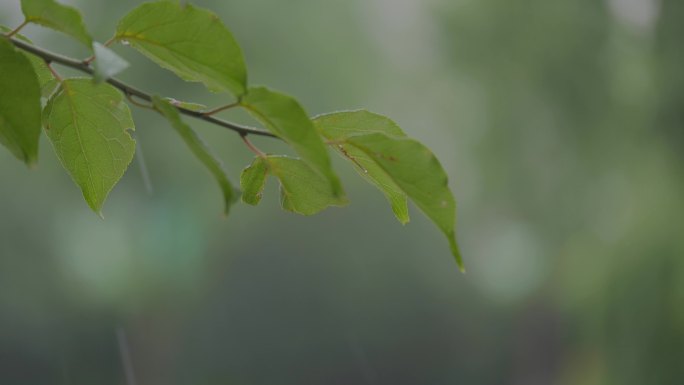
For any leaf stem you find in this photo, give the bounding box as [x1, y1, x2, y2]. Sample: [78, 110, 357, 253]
[47, 62, 63, 82]
[6, 20, 28, 38]
[7, 36, 277, 139]
[125, 92, 154, 110]
[241, 134, 266, 158]
[202, 100, 240, 116]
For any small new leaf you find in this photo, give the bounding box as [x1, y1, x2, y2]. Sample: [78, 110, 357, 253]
[21, 0, 93, 49]
[43, 79, 135, 215]
[240, 86, 343, 197]
[269, 156, 348, 215]
[0, 37, 42, 165]
[239, 155, 347, 215]
[152, 96, 238, 216]
[240, 157, 268, 206]
[115, 1, 247, 95]
[92, 42, 129, 83]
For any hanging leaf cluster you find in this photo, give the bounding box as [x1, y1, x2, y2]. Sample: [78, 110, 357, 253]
[0, 0, 464, 270]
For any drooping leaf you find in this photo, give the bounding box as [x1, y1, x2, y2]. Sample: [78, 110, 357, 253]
[20, 0, 92, 48]
[240, 86, 343, 197]
[151, 96, 238, 215]
[115, 1, 246, 95]
[240, 157, 268, 206]
[43, 79, 135, 215]
[0, 37, 42, 165]
[314, 110, 409, 224]
[266, 156, 348, 215]
[92, 42, 129, 83]
[345, 132, 463, 270]
[1, 26, 55, 90]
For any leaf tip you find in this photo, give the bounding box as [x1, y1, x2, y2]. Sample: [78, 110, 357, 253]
[449, 235, 465, 273]
[395, 211, 410, 225]
[25, 155, 39, 169]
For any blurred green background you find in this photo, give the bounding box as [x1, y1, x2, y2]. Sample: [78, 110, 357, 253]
[2, 0, 684, 384]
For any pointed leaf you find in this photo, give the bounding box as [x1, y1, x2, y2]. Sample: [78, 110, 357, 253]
[314, 110, 409, 223]
[115, 1, 246, 95]
[0, 37, 42, 165]
[346, 132, 463, 270]
[21, 0, 92, 48]
[266, 156, 348, 215]
[240, 157, 268, 206]
[152, 96, 238, 215]
[43, 79, 135, 215]
[92, 42, 129, 83]
[240, 86, 343, 196]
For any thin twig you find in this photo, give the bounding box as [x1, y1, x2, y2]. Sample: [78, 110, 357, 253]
[6, 36, 278, 139]
[116, 327, 138, 385]
[133, 135, 154, 195]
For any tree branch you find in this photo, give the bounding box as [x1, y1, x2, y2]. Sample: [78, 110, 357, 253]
[7, 36, 277, 139]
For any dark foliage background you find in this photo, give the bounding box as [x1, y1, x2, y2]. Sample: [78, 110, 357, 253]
[1, 0, 683, 384]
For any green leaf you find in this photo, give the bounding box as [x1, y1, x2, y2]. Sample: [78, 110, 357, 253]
[20, 0, 93, 48]
[29, 55, 55, 93]
[240, 86, 343, 197]
[314, 109, 406, 139]
[1, 26, 55, 91]
[0, 37, 42, 165]
[115, 1, 246, 95]
[92, 42, 129, 83]
[267, 156, 347, 215]
[41, 78, 60, 99]
[240, 157, 268, 206]
[151, 96, 238, 215]
[345, 132, 463, 270]
[314, 110, 409, 224]
[43, 79, 135, 215]
[239, 155, 347, 214]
